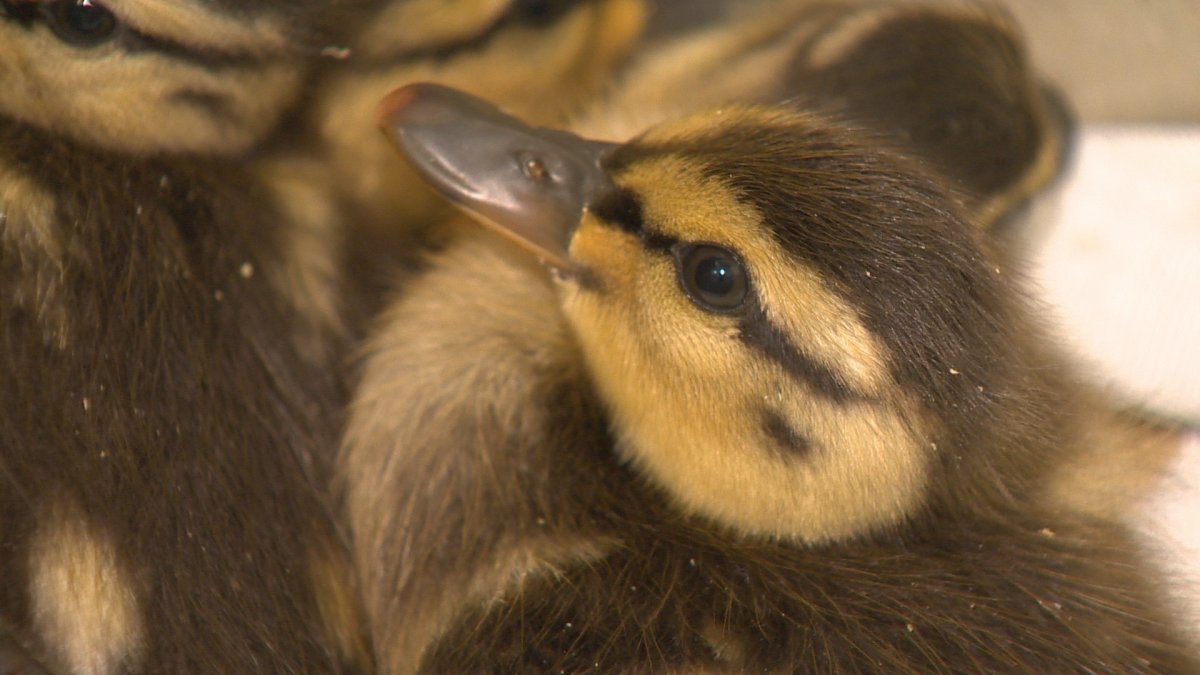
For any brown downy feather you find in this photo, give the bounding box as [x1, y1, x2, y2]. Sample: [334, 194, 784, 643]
[339, 2, 1195, 672]
[0, 121, 369, 674]
[1, 1, 371, 670]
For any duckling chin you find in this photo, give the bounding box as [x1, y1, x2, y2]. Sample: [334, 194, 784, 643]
[1, 2, 368, 671]
[349, 74, 1194, 672]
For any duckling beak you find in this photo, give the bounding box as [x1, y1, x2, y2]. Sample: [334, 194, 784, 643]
[377, 83, 617, 272]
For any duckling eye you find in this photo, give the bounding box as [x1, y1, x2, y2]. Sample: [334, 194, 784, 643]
[674, 244, 750, 313]
[43, 0, 118, 47]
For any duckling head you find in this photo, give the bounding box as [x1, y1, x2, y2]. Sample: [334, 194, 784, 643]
[0, 0, 326, 154]
[381, 84, 1057, 546]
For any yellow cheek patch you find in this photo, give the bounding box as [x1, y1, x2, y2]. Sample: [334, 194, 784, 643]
[567, 208, 746, 383]
[565, 273, 930, 544]
[566, 275, 929, 543]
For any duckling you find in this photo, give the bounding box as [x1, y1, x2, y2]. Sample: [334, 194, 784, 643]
[342, 4, 1194, 667]
[1, 2, 368, 671]
[339, 5, 1088, 669]
[360, 78, 1196, 670]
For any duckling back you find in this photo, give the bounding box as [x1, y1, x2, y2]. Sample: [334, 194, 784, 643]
[1, 2, 369, 671]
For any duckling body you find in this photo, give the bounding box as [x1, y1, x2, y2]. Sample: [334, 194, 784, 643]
[1, 3, 366, 671]
[341, 3, 1195, 670]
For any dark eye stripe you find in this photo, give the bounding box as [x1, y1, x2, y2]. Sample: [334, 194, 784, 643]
[510, 0, 588, 28]
[589, 186, 644, 236]
[589, 186, 677, 253]
[0, 1, 36, 24]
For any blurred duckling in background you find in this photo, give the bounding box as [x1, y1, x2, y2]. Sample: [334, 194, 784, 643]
[254, 0, 647, 371]
[261, 0, 646, 262]
[574, 0, 1066, 227]
[340, 4, 1197, 671]
[1, 1, 370, 672]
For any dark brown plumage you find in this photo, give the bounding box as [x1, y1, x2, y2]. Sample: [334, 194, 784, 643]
[0, 121, 369, 675]
[0, 2, 371, 671]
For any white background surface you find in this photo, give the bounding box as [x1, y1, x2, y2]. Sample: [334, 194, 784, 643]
[1032, 126, 1200, 422]
[1038, 125, 1200, 642]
